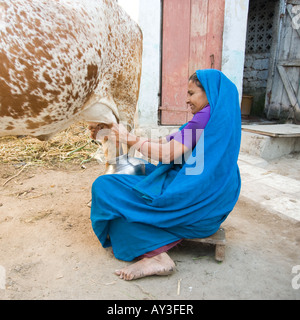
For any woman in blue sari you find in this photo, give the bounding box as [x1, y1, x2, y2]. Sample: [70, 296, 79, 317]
[90, 69, 241, 281]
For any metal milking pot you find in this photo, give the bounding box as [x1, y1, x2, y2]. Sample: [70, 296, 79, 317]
[105, 154, 146, 175]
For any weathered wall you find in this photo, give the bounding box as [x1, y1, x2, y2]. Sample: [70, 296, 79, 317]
[243, 53, 271, 115]
[244, 53, 270, 89]
[222, 0, 250, 103]
[137, 0, 161, 127]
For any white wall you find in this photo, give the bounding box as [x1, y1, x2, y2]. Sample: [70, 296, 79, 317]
[222, 0, 250, 102]
[118, 0, 139, 23]
[137, 0, 161, 127]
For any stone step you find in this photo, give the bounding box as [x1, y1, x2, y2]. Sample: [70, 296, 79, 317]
[241, 124, 300, 160]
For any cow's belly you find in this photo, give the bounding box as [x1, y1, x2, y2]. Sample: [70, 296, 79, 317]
[0, 100, 118, 139]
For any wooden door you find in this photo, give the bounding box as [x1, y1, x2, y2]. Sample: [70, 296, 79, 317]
[160, 0, 225, 125]
[266, 0, 300, 122]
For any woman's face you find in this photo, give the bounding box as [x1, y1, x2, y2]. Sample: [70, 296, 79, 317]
[186, 80, 209, 114]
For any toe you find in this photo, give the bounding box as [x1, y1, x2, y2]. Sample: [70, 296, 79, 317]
[125, 272, 135, 281]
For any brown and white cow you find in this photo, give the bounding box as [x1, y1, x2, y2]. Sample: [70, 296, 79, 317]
[0, 0, 142, 159]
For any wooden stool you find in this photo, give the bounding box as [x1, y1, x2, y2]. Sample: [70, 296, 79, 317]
[188, 228, 226, 262]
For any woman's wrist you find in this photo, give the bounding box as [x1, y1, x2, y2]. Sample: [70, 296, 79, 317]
[125, 133, 140, 148]
[123, 132, 150, 153]
[139, 140, 149, 153]
[128, 137, 148, 152]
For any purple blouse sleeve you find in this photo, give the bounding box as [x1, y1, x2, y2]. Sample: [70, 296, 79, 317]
[166, 105, 211, 150]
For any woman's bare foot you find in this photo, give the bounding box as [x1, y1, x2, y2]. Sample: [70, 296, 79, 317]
[115, 252, 176, 281]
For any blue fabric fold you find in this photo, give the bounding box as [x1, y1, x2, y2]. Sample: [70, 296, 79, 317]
[91, 69, 241, 261]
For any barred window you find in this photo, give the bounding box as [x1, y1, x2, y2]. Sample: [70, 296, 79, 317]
[246, 0, 277, 54]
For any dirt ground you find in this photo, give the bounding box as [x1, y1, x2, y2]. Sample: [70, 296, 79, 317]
[0, 161, 299, 300]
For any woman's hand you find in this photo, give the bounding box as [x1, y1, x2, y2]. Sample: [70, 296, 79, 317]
[109, 123, 136, 145]
[88, 122, 137, 146]
[87, 122, 111, 140]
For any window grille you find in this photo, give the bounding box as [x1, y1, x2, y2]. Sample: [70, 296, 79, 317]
[246, 0, 277, 54]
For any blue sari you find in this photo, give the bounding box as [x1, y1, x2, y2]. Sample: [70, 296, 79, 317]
[91, 69, 241, 262]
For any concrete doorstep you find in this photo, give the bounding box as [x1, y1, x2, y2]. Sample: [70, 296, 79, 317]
[241, 124, 300, 161]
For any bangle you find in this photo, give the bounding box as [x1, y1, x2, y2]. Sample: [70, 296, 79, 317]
[139, 140, 149, 153]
